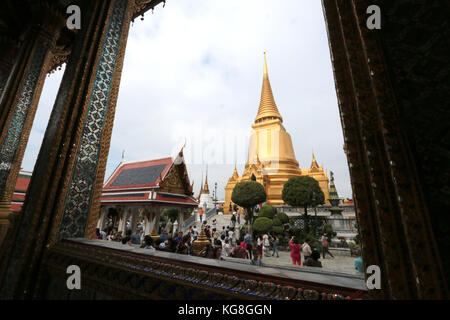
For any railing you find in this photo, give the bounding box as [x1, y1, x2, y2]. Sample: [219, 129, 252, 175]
[42, 239, 369, 300]
[290, 216, 358, 236]
[203, 207, 217, 221]
[181, 207, 217, 231]
[182, 212, 196, 230]
[281, 205, 356, 214]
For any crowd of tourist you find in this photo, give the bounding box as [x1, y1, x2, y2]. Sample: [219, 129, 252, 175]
[94, 214, 326, 270]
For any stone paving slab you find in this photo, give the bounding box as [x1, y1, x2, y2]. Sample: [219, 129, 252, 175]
[252, 250, 360, 275]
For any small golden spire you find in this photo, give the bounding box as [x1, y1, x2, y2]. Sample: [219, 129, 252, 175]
[263, 51, 268, 75]
[199, 171, 204, 195]
[311, 150, 319, 168]
[255, 52, 283, 123]
[204, 165, 209, 192]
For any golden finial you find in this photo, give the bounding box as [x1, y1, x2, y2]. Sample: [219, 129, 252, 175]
[263, 51, 268, 76]
[311, 149, 319, 168]
[255, 52, 283, 123]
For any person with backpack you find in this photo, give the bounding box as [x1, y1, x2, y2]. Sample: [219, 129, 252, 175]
[321, 234, 334, 259]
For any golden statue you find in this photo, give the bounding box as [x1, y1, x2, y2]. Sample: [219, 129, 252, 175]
[225, 53, 329, 208]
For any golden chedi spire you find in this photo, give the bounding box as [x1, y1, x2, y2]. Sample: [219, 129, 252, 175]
[311, 149, 320, 169]
[198, 171, 204, 199]
[225, 53, 331, 208]
[230, 163, 239, 181]
[203, 166, 210, 193]
[255, 52, 283, 123]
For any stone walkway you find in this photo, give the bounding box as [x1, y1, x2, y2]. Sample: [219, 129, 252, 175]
[261, 251, 357, 274]
[225, 250, 359, 275]
[203, 214, 360, 275]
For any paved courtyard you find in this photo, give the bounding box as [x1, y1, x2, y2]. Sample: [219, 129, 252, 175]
[225, 249, 360, 275]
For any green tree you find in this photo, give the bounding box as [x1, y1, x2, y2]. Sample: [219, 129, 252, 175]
[282, 176, 324, 216]
[274, 211, 289, 224]
[258, 205, 276, 219]
[231, 181, 266, 235]
[253, 217, 273, 235]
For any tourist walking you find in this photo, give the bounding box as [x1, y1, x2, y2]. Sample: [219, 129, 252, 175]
[263, 233, 270, 257]
[270, 234, 279, 258]
[231, 212, 237, 228]
[256, 236, 263, 261]
[289, 236, 301, 265]
[321, 234, 334, 259]
[301, 240, 312, 261]
[228, 228, 234, 246]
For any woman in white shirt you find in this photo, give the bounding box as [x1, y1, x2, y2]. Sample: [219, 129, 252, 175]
[263, 234, 270, 256]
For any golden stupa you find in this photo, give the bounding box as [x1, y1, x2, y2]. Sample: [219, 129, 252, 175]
[224, 53, 329, 209]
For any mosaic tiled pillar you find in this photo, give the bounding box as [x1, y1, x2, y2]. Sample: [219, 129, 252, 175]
[0, 0, 134, 299]
[0, 25, 62, 246]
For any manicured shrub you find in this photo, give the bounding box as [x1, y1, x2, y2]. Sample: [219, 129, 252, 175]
[275, 212, 289, 224]
[253, 217, 273, 234]
[272, 226, 284, 235]
[272, 217, 282, 226]
[258, 205, 276, 219]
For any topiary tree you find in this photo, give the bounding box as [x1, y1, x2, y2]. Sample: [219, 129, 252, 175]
[258, 205, 276, 219]
[274, 211, 289, 224]
[231, 181, 266, 235]
[272, 225, 284, 235]
[282, 176, 324, 216]
[272, 217, 282, 226]
[253, 217, 273, 236]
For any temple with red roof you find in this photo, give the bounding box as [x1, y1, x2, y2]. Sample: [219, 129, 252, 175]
[11, 171, 32, 212]
[98, 150, 198, 236]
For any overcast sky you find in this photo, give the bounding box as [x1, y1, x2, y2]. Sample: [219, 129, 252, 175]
[22, 0, 352, 200]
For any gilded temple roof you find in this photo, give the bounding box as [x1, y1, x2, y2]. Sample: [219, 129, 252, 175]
[254, 52, 283, 123]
